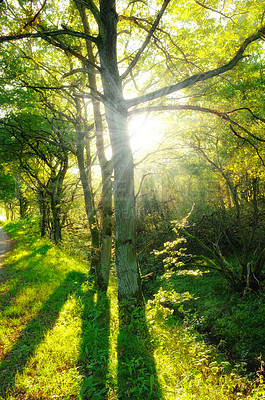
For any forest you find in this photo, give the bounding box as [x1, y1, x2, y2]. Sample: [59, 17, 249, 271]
[0, 0, 265, 398]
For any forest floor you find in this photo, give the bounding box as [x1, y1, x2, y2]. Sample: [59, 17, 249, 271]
[0, 220, 265, 399]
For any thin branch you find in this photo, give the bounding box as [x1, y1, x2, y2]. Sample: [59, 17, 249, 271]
[135, 173, 157, 199]
[23, 0, 47, 30]
[20, 84, 78, 91]
[129, 104, 265, 143]
[261, 10, 265, 26]
[194, 0, 235, 22]
[0, 119, 76, 155]
[36, 25, 101, 69]
[126, 25, 265, 108]
[61, 67, 101, 78]
[73, 91, 104, 103]
[119, 14, 153, 26]
[227, 107, 265, 123]
[120, 14, 202, 73]
[120, 0, 171, 80]
[0, 28, 98, 44]
[136, 189, 154, 200]
[134, 146, 184, 167]
[229, 124, 265, 167]
[74, 0, 101, 27]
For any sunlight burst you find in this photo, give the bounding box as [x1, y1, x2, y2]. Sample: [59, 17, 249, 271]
[128, 114, 162, 153]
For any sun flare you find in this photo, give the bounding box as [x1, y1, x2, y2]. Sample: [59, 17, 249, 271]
[128, 113, 162, 153]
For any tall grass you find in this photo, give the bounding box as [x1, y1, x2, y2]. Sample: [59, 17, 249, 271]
[0, 220, 264, 399]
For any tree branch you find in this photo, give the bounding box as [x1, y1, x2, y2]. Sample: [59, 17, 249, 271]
[0, 28, 98, 44]
[23, 0, 47, 30]
[126, 25, 265, 108]
[74, 0, 101, 27]
[194, 0, 235, 22]
[120, 0, 171, 80]
[61, 67, 101, 78]
[227, 107, 265, 123]
[129, 103, 265, 143]
[134, 172, 158, 199]
[134, 146, 183, 167]
[120, 14, 202, 73]
[229, 124, 265, 167]
[24, 25, 100, 69]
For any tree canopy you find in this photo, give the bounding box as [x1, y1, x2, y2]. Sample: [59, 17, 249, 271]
[0, 0, 265, 299]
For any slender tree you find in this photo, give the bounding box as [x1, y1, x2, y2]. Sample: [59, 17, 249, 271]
[1, 0, 265, 301]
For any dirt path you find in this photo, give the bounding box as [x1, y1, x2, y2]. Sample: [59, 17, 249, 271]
[0, 226, 11, 266]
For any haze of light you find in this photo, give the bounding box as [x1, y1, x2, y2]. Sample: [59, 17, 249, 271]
[128, 113, 162, 154]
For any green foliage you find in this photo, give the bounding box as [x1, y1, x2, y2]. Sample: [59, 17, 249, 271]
[1, 0, 265, 394]
[150, 193, 265, 291]
[148, 265, 265, 380]
[153, 236, 187, 269]
[1, 221, 264, 399]
[0, 168, 16, 203]
[146, 283, 262, 400]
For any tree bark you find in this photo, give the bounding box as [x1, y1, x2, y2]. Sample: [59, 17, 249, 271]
[97, 0, 143, 302]
[73, 80, 100, 269]
[49, 157, 68, 244]
[37, 186, 50, 238]
[50, 187, 62, 244]
[16, 186, 28, 219]
[76, 121, 100, 269]
[75, 1, 113, 291]
[97, 163, 113, 291]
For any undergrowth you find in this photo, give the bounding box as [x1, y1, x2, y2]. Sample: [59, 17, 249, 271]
[0, 219, 264, 399]
[148, 267, 265, 376]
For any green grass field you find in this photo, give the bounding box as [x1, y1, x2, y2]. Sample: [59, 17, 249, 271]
[0, 220, 264, 399]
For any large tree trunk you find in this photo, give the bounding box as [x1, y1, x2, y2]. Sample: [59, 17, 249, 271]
[49, 157, 68, 245]
[4, 204, 9, 221]
[50, 188, 62, 244]
[87, 64, 113, 292]
[109, 110, 143, 302]
[75, 103, 100, 271]
[98, 163, 113, 290]
[98, 0, 143, 302]
[37, 186, 50, 238]
[75, 1, 113, 291]
[16, 186, 28, 218]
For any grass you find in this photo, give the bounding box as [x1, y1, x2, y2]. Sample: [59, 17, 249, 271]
[148, 267, 265, 374]
[0, 219, 264, 399]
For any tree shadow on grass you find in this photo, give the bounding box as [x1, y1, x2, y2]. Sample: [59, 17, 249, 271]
[0, 270, 87, 397]
[0, 267, 111, 399]
[0, 244, 51, 312]
[77, 273, 110, 400]
[117, 301, 162, 400]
